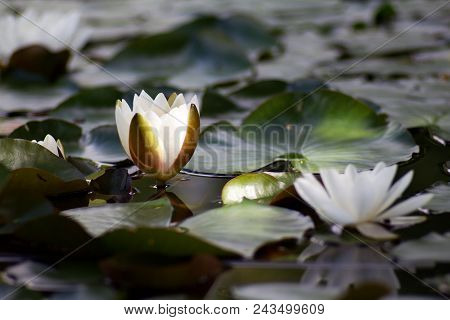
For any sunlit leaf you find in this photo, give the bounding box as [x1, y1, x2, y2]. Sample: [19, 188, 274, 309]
[62, 198, 173, 237]
[187, 90, 417, 174]
[180, 202, 313, 257]
[0, 138, 85, 182]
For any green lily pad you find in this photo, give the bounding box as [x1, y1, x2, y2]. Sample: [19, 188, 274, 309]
[74, 125, 127, 163]
[231, 80, 288, 98]
[179, 202, 313, 257]
[0, 79, 76, 112]
[9, 119, 82, 143]
[185, 121, 275, 174]
[0, 282, 42, 300]
[425, 183, 450, 214]
[100, 254, 222, 291]
[201, 89, 245, 118]
[0, 138, 85, 182]
[221, 172, 298, 204]
[0, 170, 55, 225]
[392, 233, 450, 263]
[98, 228, 236, 258]
[62, 198, 173, 237]
[49, 86, 123, 131]
[3, 261, 107, 293]
[106, 15, 278, 89]
[187, 90, 417, 174]
[333, 26, 446, 58]
[333, 78, 450, 141]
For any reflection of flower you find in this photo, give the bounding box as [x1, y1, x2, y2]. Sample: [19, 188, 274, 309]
[32, 134, 65, 159]
[294, 162, 433, 239]
[299, 244, 400, 294]
[115, 91, 200, 182]
[0, 9, 89, 64]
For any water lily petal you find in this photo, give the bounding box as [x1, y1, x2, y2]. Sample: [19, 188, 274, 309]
[41, 134, 59, 157]
[356, 222, 398, 240]
[133, 90, 153, 114]
[320, 168, 359, 219]
[363, 164, 398, 220]
[295, 176, 353, 225]
[164, 104, 200, 180]
[128, 113, 165, 176]
[377, 170, 414, 213]
[115, 100, 132, 158]
[189, 95, 200, 112]
[152, 93, 171, 116]
[170, 94, 187, 109]
[378, 193, 434, 220]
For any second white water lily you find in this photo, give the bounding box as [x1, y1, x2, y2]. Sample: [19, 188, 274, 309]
[294, 162, 433, 239]
[115, 91, 200, 183]
[32, 134, 66, 159]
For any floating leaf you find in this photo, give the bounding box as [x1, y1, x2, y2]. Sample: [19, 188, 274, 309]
[180, 202, 313, 257]
[231, 80, 288, 99]
[392, 233, 450, 263]
[73, 125, 127, 163]
[50, 86, 123, 131]
[9, 119, 82, 143]
[101, 254, 222, 291]
[0, 138, 85, 183]
[9, 120, 127, 163]
[201, 90, 244, 118]
[98, 228, 236, 258]
[3, 261, 106, 293]
[187, 90, 417, 174]
[104, 15, 279, 89]
[333, 78, 450, 141]
[425, 183, 450, 214]
[0, 282, 42, 300]
[62, 198, 173, 237]
[0, 171, 55, 225]
[0, 79, 76, 112]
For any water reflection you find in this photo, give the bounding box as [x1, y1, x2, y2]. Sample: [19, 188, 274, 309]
[299, 244, 400, 294]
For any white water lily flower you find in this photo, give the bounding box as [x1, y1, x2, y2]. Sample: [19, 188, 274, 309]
[0, 9, 90, 64]
[32, 134, 66, 159]
[115, 91, 200, 182]
[294, 162, 433, 239]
